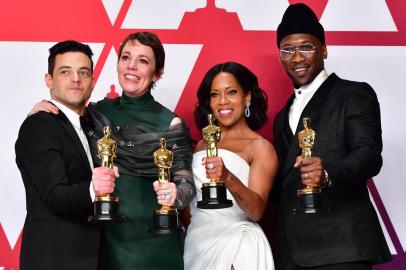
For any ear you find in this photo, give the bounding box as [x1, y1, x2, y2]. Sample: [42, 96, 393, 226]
[45, 73, 53, 90]
[322, 45, 328, 59]
[153, 68, 164, 83]
[245, 91, 252, 105]
[91, 75, 95, 90]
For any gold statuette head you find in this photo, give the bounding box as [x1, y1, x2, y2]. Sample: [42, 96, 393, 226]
[202, 114, 221, 158]
[298, 117, 316, 158]
[97, 126, 117, 168]
[153, 138, 173, 183]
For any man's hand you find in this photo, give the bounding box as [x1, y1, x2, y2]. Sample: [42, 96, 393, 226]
[294, 156, 326, 187]
[92, 166, 119, 196]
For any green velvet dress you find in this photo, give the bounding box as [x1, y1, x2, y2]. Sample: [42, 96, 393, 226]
[95, 91, 184, 270]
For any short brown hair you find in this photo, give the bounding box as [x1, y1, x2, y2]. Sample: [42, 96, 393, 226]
[118, 32, 165, 88]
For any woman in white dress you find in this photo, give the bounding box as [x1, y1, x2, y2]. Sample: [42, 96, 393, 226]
[184, 62, 278, 270]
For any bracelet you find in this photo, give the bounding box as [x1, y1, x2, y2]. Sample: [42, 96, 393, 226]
[173, 196, 183, 209]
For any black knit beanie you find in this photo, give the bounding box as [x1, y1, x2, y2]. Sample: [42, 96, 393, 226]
[277, 3, 325, 48]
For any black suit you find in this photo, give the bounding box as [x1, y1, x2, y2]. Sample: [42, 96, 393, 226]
[273, 73, 392, 269]
[15, 110, 100, 270]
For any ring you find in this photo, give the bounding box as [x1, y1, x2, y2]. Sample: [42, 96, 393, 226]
[207, 162, 214, 170]
[305, 173, 309, 179]
[164, 194, 170, 202]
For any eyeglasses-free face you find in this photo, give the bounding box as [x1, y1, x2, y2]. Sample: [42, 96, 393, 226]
[209, 72, 251, 129]
[45, 52, 94, 115]
[117, 40, 159, 97]
[279, 33, 327, 88]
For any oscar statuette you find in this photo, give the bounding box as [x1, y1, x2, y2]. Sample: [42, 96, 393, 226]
[149, 138, 179, 234]
[88, 126, 124, 223]
[297, 118, 323, 213]
[197, 114, 233, 209]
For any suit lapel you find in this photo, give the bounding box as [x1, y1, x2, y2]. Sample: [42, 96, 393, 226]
[57, 111, 92, 174]
[299, 73, 339, 131]
[281, 73, 339, 176]
[277, 95, 295, 152]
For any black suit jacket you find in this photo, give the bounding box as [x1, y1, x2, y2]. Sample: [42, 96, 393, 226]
[273, 73, 392, 268]
[15, 111, 100, 270]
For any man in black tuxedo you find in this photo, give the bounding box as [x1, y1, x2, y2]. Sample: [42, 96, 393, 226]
[272, 3, 392, 270]
[15, 41, 117, 270]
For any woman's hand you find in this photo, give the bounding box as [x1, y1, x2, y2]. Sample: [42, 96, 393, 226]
[153, 181, 177, 206]
[28, 100, 59, 116]
[202, 156, 229, 182]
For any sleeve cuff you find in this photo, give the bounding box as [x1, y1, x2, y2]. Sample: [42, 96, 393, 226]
[89, 181, 96, 202]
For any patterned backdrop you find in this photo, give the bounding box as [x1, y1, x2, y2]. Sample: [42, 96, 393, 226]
[0, 0, 405, 269]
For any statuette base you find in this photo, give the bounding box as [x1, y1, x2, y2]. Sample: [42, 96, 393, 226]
[149, 209, 179, 235]
[88, 198, 125, 224]
[197, 183, 233, 209]
[297, 189, 323, 214]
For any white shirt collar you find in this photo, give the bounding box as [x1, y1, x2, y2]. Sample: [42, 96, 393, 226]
[293, 69, 329, 98]
[50, 99, 82, 129]
[288, 69, 329, 133]
[50, 99, 94, 187]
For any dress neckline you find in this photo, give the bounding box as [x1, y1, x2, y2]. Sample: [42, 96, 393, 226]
[193, 149, 250, 168]
[119, 91, 155, 109]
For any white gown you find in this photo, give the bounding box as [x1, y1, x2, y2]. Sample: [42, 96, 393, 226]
[184, 149, 274, 270]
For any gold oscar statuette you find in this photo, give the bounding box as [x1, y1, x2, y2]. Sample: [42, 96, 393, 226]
[197, 114, 232, 209]
[88, 126, 124, 223]
[297, 117, 323, 213]
[149, 138, 179, 234]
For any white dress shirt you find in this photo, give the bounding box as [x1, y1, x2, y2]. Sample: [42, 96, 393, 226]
[289, 69, 329, 133]
[50, 99, 95, 200]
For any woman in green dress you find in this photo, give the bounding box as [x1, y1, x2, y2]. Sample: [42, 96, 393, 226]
[30, 32, 194, 270]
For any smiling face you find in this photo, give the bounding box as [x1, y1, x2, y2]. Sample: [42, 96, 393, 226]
[45, 51, 94, 115]
[117, 40, 159, 97]
[279, 33, 327, 88]
[209, 72, 251, 129]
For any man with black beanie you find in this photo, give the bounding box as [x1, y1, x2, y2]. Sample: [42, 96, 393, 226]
[272, 3, 392, 270]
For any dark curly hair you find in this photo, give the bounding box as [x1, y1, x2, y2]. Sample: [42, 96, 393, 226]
[195, 62, 268, 131]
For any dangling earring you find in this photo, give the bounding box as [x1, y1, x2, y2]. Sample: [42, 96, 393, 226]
[245, 102, 251, 118]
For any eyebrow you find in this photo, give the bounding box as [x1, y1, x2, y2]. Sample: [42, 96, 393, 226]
[57, 66, 91, 72]
[210, 86, 239, 92]
[57, 66, 72, 70]
[282, 41, 313, 47]
[121, 51, 152, 60]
